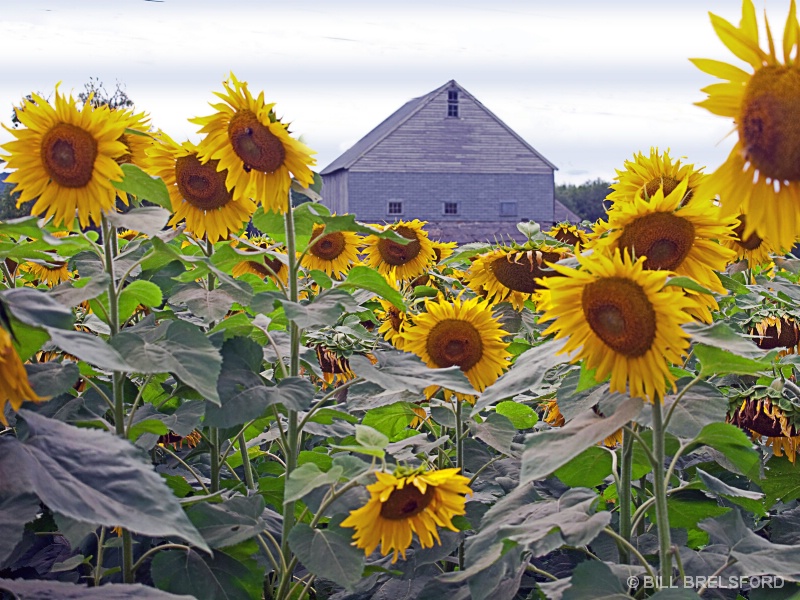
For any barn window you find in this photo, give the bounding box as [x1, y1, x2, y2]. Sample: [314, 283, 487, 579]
[447, 90, 459, 117]
[387, 201, 403, 215]
[500, 202, 517, 217]
[443, 202, 459, 215]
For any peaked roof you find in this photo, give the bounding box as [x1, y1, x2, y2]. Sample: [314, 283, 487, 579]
[321, 80, 557, 175]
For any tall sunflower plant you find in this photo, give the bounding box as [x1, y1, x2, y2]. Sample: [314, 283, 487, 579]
[1, 12, 800, 596]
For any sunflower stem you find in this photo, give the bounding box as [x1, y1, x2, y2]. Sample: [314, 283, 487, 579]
[0, 261, 15, 288]
[209, 427, 221, 493]
[238, 431, 256, 491]
[281, 195, 302, 577]
[618, 426, 634, 564]
[454, 399, 465, 571]
[650, 399, 672, 584]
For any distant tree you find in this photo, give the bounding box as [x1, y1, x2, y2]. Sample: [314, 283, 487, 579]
[0, 174, 28, 221]
[77, 77, 134, 111]
[555, 178, 611, 223]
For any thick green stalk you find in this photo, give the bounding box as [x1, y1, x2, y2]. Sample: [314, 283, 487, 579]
[651, 400, 672, 583]
[209, 428, 221, 493]
[239, 431, 256, 491]
[455, 399, 465, 570]
[618, 426, 633, 563]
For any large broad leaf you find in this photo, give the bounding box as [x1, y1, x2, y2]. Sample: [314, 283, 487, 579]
[636, 380, 728, 440]
[699, 511, 800, 581]
[350, 350, 475, 396]
[110, 320, 222, 404]
[111, 163, 172, 210]
[338, 266, 406, 310]
[684, 321, 768, 359]
[284, 462, 345, 503]
[468, 412, 519, 458]
[118, 280, 163, 324]
[288, 522, 366, 590]
[555, 446, 613, 488]
[170, 284, 237, 324]
[0, 493, 39, 564]
[520, 395, 643, 485]
[694, 343, 776, 377]
[150, 548, 264, 600]
[106, 205, 170, 236]
[687, 422, 760, 477]
[49, 274, 111, 308]
[560, 560, 633, 600]
[472, 338, 567, 413]
[46, 327, 131, 372]
[0, 410, 209, 552]
[278, 288, 362, 328]
[0, 288, 74, 330]
[187, 495, 275, 549]
[24, 361, 80, 398]
[0, 579, 194, 599]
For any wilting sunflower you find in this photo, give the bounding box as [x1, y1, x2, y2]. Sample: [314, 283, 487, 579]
[0, 326, 47, 425]
[20, 258, 71, 287]
[547, 222, 589, 247]
[341, 466, 472, 563]
[692, 0, 800, 250]
[402, 295, 511, 393]
[376, 298, 409, 350]
[301, 224, 360, 278]
[191, 73, 316, 213]
[158, 430, 202, 450]
[1, 88, 128, 228]
[730, 391, 800, 462]
[465, 245, 568, 310]
[363, 220, 437, 282]
[748, 313, 800, 355]
[231, 238, 289, 286]
[538, 249, 693, 403]
[607, 148, 705, 206]
[145, 133, 255, 243]
[723, 214, 783, 267]
[590, 178, 736, 322]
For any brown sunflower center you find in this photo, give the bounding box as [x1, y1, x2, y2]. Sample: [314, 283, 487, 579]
[739, 66, 800, 182]
[733, 216, 762, 251]
[387, 307, 403, 332]
[617, 212, 695, 271]
[175, 155, 232, 211]
[379, 483, 435, 520]
[377, 226, 422, 266]
[426, 318, 483, 372]
[644, 175, 680, 199]
[490, 251, 561, 294]
[40, 123, 98, 188]
[311, 231, 346, 261]
[582, 277, 656, 357]
[552, 228, 582, 246]
[731, 399, 797, 438]
[227, 110, 286, 173]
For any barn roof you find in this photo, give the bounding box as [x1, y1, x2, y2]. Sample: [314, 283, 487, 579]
[321, 80, 557, 175]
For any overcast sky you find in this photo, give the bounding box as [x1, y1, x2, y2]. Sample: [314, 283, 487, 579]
[0, 0, 790, 185]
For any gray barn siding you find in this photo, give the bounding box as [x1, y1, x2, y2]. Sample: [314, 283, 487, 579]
[346, 171, 555, 224]
[320, 170, 348, 214]
[350, 89, 552, 174]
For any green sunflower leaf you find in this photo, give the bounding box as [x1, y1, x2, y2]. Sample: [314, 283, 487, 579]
[111, 164, 171, 210]
[118, 280, 163, 323]
[288, 522, 365, 591]
[339, 266, 406, 310]
[150, 548, 262, 600]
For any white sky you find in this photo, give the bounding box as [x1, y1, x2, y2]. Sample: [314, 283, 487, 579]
[0, 0, 792, 185]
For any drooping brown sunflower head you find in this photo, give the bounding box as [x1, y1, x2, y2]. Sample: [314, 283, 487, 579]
[547, 223, 589, 247]
[751, 315, 800, 353]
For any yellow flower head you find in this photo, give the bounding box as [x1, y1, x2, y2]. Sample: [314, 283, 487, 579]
[145, 132, 255, 243]
[724, 214, 784, 267]
[0, 326, 48, 425]
[301, 224, 361, 279]
[547, 223, 589, 247]
[589, 178, 737, 322]
[692, 0, 800, 250]
[341, 467, 472, 563]
[231, 237, 289, 286]
[402, 295, 511, 393]
[538, 249, 694, 403]
[1, 88, 128, 228]
[191, 73, 316, 213]
[608, 148, 705, 206]
[376, 298, 409, 350]
[363, 220, 437, 282]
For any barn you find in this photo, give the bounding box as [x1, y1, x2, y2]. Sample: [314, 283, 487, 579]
[320, 80, 577, 244]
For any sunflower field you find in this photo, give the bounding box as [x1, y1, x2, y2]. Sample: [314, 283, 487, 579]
[1, 2, 800, 599]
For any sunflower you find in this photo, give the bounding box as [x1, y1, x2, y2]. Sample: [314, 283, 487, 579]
[158, 430, 203, 450]
[547, 223, 589, 247]
[431, 240, 458, 263]
[114, 108, 152, 168]
[363, 220, 437, 282]
[464, 245, 568, 310]
[231, 238, 289, 286]
[340, 466, 472, 563]
[730, 395, 800, 462]
[20, 259, 72, 287]
[1, 326, 47, 425]
[692, 0, 800, 250]
[590, 178, 736, 323]
[1, 88, 128, 228]
[301, 224, 360, 278]
[191, 73, 316, 213]
[723, 214, 783, 267]
[538, 249, 693, 403]
[607, 148, 705, 206]
[145, 133, 255, 243]
[750, 314, 800, 355]
[376, 298, 409, 350]
[402, 295, 511, 394]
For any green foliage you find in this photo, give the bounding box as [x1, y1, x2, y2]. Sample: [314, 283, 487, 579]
[554, 178, 611, 222]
